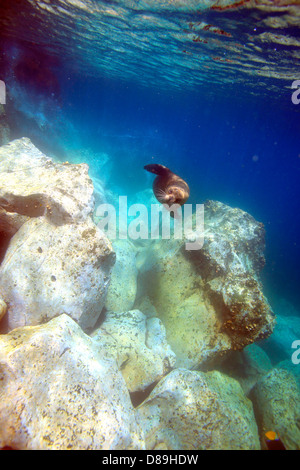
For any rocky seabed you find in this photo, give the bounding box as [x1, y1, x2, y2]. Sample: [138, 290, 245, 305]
[0, 138, 299, 450]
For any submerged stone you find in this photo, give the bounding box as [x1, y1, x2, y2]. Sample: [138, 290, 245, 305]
[0, 137, 95, 225]
[137, 368, 260, 450]
[0, 314, 144, 450]
[138, 200, 275, 368]
[250, 368, 300, 450]
[92, 309, 176, 392]
[105, 240, 138, 313]
[0, 138, 116, 332]
[0, 216, 115, 331]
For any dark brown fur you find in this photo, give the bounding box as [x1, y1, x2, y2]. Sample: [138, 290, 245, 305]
[144, 164, 190, 208]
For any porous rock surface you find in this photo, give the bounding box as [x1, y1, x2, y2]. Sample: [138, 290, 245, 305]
[0, 314, 145, 450]
[92, 309, 176, 392]
[0, 216, 115, 331]
[0, 137, 95, 225]
[251, 368, 300, 450]
[138, 201, 275, 368]
[137, 368, 260, 450]
[0, 138, 115, 332]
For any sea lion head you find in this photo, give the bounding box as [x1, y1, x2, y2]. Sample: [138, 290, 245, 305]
[160, 185, 188, 206]
[144, 163, 190, 208]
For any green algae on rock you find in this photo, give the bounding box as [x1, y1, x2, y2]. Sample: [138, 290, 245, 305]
[250, 368, 300, 450]
[138, 200, 275, 369]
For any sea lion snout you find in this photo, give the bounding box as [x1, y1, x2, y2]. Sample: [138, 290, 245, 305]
[165, 186, 186, 204]
[144, 163, 190, 210]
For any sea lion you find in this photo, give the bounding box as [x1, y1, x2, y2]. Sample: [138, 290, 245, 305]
[144, 163, 190, 215]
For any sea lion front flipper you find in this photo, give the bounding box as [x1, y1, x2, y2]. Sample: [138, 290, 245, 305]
[144, 164, 170, 176]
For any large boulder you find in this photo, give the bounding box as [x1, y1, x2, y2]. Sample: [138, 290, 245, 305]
[138, 201, 275, 369]
[250, 368, 300, 450]
[0, 314, 144, 450]
[92, 309, 176, 392]
[137, 368, 260, 450]
[139, 247, 231, 369]
[0, 138, 116, 332]
[0, 216, 115, 331]
[187, 201, 275, 349]
[0, 138, 95, 225]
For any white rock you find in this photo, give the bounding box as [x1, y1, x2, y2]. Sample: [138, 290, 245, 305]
[0, 137, 95, 225]
[0, 314, 145, 450]
[105, 240, 137, 313]
[139, 246, 231, 369]
[92, 309, 176, 392]
[0, 216, 115, 331]
[137, 368, 260, 450]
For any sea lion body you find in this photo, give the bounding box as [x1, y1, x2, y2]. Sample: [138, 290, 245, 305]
[144, 164, 190, 209]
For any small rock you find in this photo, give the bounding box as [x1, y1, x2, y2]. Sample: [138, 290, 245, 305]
[261, 313, 300, 363]
[219, 344, 272, 395]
